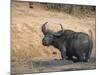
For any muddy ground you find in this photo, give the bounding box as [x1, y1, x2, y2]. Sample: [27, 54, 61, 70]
[11, 58, 95, 74]
[11, 58, 96, 74]
[11, 1, 96, 74]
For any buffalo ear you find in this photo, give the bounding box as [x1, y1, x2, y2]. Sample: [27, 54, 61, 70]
[42, 22, 48, 34]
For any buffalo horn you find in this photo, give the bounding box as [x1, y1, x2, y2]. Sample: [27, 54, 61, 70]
[42, 22, 48, 34]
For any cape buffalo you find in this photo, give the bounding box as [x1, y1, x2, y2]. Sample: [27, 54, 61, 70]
[42, 22, 93, 62]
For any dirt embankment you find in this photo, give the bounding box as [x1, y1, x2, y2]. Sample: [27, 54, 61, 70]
[11, 1, 96, 63]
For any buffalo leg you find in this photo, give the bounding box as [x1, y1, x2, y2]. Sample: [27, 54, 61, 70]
[67, 55, 79, 62]
[76, 53, 88, 62]
[60, 47, 67, 60]
[61, 51, 66, 60]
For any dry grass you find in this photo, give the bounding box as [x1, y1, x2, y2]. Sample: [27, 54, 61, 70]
[11, 1, 96, 63]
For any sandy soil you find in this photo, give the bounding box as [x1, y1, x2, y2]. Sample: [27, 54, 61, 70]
[11, 1, 96, 74]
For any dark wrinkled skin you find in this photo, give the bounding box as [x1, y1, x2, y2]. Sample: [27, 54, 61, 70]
[42, 28, 93, 62]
